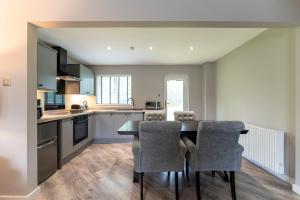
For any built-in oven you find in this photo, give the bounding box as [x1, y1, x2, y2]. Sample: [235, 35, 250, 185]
[73, 114, 88, 145]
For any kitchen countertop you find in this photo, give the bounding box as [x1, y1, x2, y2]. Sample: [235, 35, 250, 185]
[37, 109, 162, 124]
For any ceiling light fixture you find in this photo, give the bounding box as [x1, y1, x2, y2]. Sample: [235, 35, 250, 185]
[149, 46, 153, 51]
[106, 46, 111, 50]
[190, 46, 194, 51]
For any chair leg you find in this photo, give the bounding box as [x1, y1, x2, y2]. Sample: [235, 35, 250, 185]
[140, 173, 144, 200]
[186, 159, 189, 180]
[133, 170, 140, 183]
[230, 171, 237, 200]
[224, 171, 230, 182]
[175, 172, 179, 200]
[195, 171, 201, 200]
[212, 171, 216, 177]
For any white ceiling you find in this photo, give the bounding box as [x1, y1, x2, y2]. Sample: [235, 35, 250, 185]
[38, 28, 265, 65]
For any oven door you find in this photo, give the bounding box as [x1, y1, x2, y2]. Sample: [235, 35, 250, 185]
[73, 119, 88, 145]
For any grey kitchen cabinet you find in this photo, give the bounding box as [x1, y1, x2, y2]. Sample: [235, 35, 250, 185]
[61, 118, 73, 160]
[88, 113, 95, 142]
[95, 113, 114, 139]
[113, 113, 131, 139]
[128, 112, 144, 121]
[80, 65, 94, 95]
[37, 42, 58, 91]
[95, 112, 143, 142]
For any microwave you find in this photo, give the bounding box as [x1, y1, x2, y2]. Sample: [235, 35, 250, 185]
[145, 101, 161, 110]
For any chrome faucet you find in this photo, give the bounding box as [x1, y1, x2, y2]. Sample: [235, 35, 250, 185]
[127, 98, 135, 107]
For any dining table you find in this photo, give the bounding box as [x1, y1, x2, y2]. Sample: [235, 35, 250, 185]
[117, 120, 248, 183]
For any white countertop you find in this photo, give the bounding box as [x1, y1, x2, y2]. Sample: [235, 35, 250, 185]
[37, 109, 154, 124]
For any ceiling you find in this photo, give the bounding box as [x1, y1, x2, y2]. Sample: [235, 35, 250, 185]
[38, 28, 265, 65]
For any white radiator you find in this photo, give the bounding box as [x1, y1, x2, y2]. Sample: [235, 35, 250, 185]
[239, 123, 285, 175]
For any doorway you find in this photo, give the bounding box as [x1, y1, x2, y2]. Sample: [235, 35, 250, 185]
[164, 74, 189, 120]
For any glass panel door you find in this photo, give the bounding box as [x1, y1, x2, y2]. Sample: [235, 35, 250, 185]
[164, 74, 189, 121]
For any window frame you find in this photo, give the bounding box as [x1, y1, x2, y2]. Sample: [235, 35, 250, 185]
[96, 74, 132, 105]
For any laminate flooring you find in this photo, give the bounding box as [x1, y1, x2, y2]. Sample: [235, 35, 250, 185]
[35, 143, 300, 200]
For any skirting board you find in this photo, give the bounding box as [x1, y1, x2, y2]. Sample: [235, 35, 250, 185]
[93, 138, 133, 144]
[293, 184, 300, 195]
[0, 186, 40, 200]
[244, 157, 295, 184]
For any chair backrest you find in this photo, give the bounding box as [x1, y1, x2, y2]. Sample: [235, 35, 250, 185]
[196, 121, 245, 171]
[139, 121, 181, 171]
[174, 111, 196, 121]
[144, 111, 166, 121]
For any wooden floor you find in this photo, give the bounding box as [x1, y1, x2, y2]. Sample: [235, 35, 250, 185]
[35, 143, 300, 200]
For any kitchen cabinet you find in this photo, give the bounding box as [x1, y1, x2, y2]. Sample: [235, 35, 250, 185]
[88, 113, 95, 142]
[80, 65, 94, 95]
[95, 112, 143, 142]
[95, 113, 114, 139]
[61, 118, 73, 160]
[37, 121, 58, 184]
[60, 115, 93, 165]
[37, 42, 58, 91]
[113, 113, 132, 139]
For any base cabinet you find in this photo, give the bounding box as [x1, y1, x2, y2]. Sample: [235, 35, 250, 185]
[60, 114, 95, 165]
[88, 113, 95, 142]
[95, 112, 143, 143]
[61, 118, 73, 160]
[95, 113, 114, 139]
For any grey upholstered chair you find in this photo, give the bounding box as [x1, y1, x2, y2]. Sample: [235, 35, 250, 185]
[132, 121, 187, 200]
[174, 111, 196, 121]
[183, 121, 245, 200]
[144, 110, 166, 121]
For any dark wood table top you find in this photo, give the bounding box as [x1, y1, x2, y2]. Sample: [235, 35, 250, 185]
[117, 120, 248, 137]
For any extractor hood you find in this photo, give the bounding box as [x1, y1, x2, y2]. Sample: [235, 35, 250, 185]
[53, 47, 80, 81]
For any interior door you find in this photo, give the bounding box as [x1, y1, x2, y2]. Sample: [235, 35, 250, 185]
[164, 74, 189, 121]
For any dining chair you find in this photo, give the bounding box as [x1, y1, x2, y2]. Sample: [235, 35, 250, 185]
[132, 121, 187, 200]
[144, 110, 166, 121]
[183, 121, 245, 200]
[174, 111, 196, 121]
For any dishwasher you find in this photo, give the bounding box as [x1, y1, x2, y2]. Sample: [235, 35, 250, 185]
[37, 121, 58, 184]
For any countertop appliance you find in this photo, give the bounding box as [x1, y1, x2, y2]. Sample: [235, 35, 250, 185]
[145, 101, 161, 110]
[73, 114, 88, 145]
[38, 121, 58, 184]
[37, 99, 43, 119]
[70, 104, 84, 114]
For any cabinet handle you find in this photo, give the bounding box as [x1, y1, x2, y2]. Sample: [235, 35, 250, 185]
[37, 138, 56, 149]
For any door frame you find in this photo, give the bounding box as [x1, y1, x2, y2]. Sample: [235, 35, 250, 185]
[164, 74, 189, 115]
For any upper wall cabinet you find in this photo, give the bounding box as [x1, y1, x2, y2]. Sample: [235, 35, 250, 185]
[80, 65, 94, 95]
[37, 42, 58, 91]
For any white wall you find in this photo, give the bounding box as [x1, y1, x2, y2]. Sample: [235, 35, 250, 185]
[1, 0, 300, 197]
[216, 28, 296, 180]
[294, 27, 300, 190]
[90, 65, 209, 120]
[202, 62, 217, 120]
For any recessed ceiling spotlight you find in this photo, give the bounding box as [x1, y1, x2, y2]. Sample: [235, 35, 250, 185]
[149, 46, 153, 51]
[130, 46, 135, 50]
[106, 46, 111, 50]
[190, 46, 194, 51]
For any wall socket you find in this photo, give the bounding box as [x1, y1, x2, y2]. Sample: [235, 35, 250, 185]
[3, 78, 11, 86]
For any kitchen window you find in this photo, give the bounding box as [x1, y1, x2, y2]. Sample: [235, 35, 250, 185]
[96, 75, 132, 104]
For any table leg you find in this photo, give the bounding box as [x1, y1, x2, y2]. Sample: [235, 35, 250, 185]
[133, 170, 139, 183]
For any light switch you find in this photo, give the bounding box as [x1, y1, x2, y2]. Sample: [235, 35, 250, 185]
[3, 78, 11, 86]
